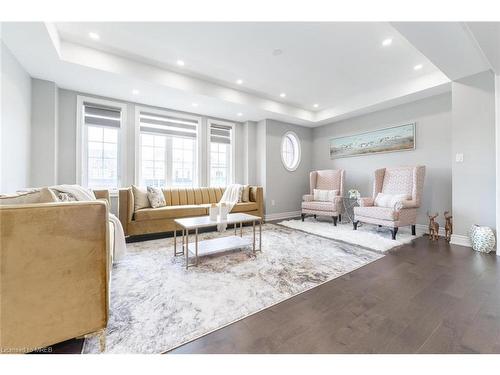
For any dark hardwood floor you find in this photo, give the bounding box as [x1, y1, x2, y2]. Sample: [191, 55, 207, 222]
[44, 235, 500, 354]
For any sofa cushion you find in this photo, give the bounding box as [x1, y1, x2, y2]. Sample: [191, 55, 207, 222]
[301, 201, 337, 212]
[230, 202, 258, 213]
[134, 205, 208, 221]
[147, 186, 166, 208]
[241, 185, 250, 202]
[313, 189, 338, 202]
[354, 206, 399, 221]
[132, 185, 150, 211]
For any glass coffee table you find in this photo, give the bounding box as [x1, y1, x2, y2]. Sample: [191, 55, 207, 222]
[174, 213, 262, 269]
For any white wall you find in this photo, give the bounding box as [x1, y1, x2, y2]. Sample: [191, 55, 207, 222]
[497, 74, 500, 254]
[243, 121, 258, 185]
[264, 119, 313, 217]
[313, 93, 452, 228]
[1, 41, 31, 193]
[451, 71, 496, 243]
[31, 78, 58, 187]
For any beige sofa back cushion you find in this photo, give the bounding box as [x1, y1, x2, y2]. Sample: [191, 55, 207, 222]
[0, 187, 57, 205]
[132, 185, 150, 211]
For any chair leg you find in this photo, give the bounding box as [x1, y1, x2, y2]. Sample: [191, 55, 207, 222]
[353, 221, 359, 230]
[411, 225, 416, 236]
[391, 227, 399, 240]
[333, 216, 338, 226]
[301, 213, 305, 222]
[338, 214, 342, 222]
[313, 214, 317, 219]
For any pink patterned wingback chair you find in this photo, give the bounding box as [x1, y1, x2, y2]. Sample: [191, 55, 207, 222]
[301, 169, 345, 226]
[353, 166, 426, 239]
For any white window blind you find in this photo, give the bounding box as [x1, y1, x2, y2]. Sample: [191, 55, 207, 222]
[138, 111, 199, 187]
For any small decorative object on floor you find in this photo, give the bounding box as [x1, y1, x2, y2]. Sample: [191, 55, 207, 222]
[444, 211, 453, 242]
[470, 225, 496, 253]
[427, 212, 439, 240]
[348, 189, 360, 199]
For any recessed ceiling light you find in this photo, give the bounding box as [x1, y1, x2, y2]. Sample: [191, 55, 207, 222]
[192, 102, 198, 107]
[177, 60, 185, 66]
[382, 38, 393, 46]
[236, 79, 243, 85]
[414, 64, 423, 71]
[237, 112, 243, 117]
[279, 93, 286, 98]
[132, 89, 139, 95]
[273, 49, 283, 56]
[88, 32, 100, 40]
[313, 104, 319, 108]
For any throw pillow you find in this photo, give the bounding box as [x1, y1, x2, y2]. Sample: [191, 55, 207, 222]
[313, 189, 338, 202]
[132, 185, 151, 211]
[240, 185, 250, 202]
[147, 186, 166, 208]
[374, 193, 409, 210]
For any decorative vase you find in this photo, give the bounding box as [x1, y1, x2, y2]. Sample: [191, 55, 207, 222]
[469, 225, 496, 253]
[209, 204, 218, 221]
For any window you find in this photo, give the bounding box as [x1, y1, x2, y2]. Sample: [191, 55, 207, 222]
[208, 120, 235, 187]
[281, 131, 301, 171]
[77, 97, 126, 190]
[137, 109, 199, 187]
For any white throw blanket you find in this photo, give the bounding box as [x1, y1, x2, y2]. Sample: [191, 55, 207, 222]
[50, 185, 126, 262]
[217, 184, 243, 231]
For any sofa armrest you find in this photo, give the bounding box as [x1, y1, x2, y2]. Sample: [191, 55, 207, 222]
[358, 197, 374, 207]
[93, 189, 110, 205]
[249, 186, 264, 220]
[118, 188, 133, 236]
[0, 201, 109, 352]
[303, 194, 314, 202]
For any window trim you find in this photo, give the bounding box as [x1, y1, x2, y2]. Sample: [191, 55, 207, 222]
[280, 131, 301, 172]
[207, 119, 236, 187]
[134, 106, 202, 187]
[76, 95, 128, 192]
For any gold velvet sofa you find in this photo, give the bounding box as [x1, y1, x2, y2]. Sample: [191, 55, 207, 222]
[119, 186, 264, 237]
[0, 199, 110, 353]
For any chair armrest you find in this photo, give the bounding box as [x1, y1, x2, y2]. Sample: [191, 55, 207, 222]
[303, 194, 314, 202]
[358, 197, 374, 207]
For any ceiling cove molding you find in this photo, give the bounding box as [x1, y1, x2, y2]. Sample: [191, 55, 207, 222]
[390, 22, 492, 81]
[2, 22, 456, 127]
[58, 41, 316, 123]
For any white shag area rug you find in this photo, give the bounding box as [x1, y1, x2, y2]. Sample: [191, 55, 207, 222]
[83, 224, 382, 354]
[279, 217, 421, 253]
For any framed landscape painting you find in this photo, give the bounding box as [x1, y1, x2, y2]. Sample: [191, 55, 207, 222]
[329, 123, 415, 159]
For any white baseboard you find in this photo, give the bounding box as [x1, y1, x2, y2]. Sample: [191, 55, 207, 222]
[450, 234, 472, 247]
[265, 210, 301, 221]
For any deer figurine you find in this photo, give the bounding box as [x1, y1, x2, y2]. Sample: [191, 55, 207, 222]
[427, 212, 439, 241]
[444, 211, 453, 242]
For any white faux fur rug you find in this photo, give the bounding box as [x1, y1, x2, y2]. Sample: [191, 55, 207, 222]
[279, 217, 420, 253]
[83, 224, 382, 354]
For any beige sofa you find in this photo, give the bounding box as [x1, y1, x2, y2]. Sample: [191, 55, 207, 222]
[119, 186, 264, 237]
[0, 199, 109, 353]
